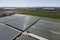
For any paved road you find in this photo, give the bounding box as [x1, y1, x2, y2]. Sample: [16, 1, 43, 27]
[0, 14, 60, 40]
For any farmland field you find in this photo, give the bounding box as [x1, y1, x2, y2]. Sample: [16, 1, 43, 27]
[0, 10, 60, 19]
[18, 11, 60, 19]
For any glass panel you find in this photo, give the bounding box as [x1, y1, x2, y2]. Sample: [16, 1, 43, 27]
[16, 34, 38, 40]
[27, 18, 60, 40]
[0, 23, 21, 40]
[0, 14, 26, 23]
[5, 16, 40, 31]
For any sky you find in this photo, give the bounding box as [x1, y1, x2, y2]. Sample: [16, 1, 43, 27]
[0, 0, 60, 7]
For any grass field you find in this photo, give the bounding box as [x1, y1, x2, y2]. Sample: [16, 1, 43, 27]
[20, 11, 60, 19]
[0, 10, 60, 19]
[0, 12, 5, 16]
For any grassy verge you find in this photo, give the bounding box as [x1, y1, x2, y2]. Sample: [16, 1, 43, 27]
[21, 11, 60, 19]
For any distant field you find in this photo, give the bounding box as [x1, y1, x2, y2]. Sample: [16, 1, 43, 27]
[0, 12, 4, 15]
[20, 11, 60, 19]
[0, 10, 60, 19]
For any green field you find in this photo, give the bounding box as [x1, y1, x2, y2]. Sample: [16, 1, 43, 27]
[20, 11, 60, 19]
[0, 12, 5, 15]
[0, 11, 60, 19]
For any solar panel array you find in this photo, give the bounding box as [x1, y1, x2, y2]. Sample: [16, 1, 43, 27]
[27, 18, 60, 40]
[0, 14, 60, 40]
[5, 15, 40, 31]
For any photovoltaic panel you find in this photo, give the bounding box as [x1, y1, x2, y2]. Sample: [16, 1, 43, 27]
[0, 23, 21, 40]
[33, 18, 60, 32]
[16, 34, 38, 40]
[27, 18, 60, 40]
[0, 14, 26, 23]
[5, 15, 40, 31]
